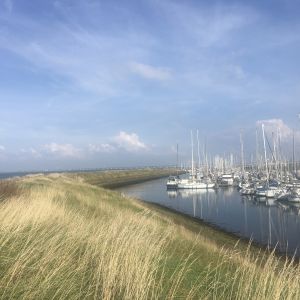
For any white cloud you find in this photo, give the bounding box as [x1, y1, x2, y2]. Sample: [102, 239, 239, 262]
[43, 143, 81, 158]
[88, 143, 116, 153]
[0, 20, 141, 97]
[113, 131, 147, 152]
[20, 147, 41, 158]
[256, 119, 294, 140]
[256, 119, 300, 144]
[3, 0, 13, 13]
[88, 132, 148, 154]
[130, 62, 172, 81]
[0, 145, 5, 152]
[159, 2, 257, 48]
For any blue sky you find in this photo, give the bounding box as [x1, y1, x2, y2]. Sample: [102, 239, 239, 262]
[0, 0, 300, 171]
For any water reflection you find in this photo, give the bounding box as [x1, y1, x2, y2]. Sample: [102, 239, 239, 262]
[178, 189, 213, 198]
[222, 187, 235, 197]
[266, 199, 277, 207]
[277, 201, 300, 216]
[118, 178, 300, 257]
[167, 190, 178, 198]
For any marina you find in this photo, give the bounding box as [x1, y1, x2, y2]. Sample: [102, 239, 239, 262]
[118, 175, 300, 258]
[2, 0, 300, 297]
[158, 126, 300, 256]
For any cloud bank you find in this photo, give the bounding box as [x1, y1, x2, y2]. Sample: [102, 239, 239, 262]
[113, 131, 147, 152]
[130, 62, 172, 81]
[43, 143, 81, 158]
[256, 119, 298, 141]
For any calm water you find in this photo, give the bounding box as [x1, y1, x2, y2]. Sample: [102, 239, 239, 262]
[117, 177, 300, 257]
[0, 172, 29, 179]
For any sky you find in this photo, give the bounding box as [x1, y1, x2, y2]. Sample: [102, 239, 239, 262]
[0, 0, 300, 171]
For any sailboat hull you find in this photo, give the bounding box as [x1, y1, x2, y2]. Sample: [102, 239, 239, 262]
[177, 181, 207, 189]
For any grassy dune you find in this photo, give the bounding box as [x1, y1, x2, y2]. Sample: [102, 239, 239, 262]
[70, 168, 182, 188]
[0, 173, 300, 299]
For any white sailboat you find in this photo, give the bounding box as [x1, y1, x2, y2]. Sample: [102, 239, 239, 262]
[166, 176, 179, 189]
[166, 144, 180, 189]
[219, 174, 234, 186]
[177, 131, 208, 189]
[256, 124, 282, 198]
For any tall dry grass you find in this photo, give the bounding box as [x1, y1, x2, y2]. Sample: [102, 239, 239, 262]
[192, 243, 300, 299]
[0, 180, 20, 202]
[0, 177, 199, 299]
[1, 175, 300, 299]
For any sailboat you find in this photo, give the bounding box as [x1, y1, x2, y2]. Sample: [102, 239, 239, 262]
[166, 176, 179, 189]
[166, 144, 180, 189]
[255, 124, 282, 198]
[239, 131, 256, 195]
[177, 131, 207, 189]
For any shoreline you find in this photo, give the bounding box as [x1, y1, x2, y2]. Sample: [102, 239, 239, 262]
[141, 200, 297, 261]
[2, 172, 299, 298]
[104, 174, 179, 189]
[14, 169, 300, 261]
[73, 168, 185, 189]
[114, 177, 297, 262]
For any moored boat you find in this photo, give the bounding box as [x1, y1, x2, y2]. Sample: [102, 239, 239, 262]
[218, 174, 234, 187]
[177, 179, 207, 189]
[166, 176, 179, 189]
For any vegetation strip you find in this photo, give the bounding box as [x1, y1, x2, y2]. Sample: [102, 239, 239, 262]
[0, 171, 300, 299]
[69, 168, 184, 189]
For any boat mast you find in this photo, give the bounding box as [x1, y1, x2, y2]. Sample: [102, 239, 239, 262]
[197, 129, 201, 177]
[204, 136, 209, 177]
[256, 128, 259, 172]
[191, 130, 194, 179]
[240, 130, 245, 179]
[262, 124, 269, 186]
[293, 129, 296, 176]
[278, 127, 283, 180]
[176, 143, 179, 176]
[272, 132, 278, 180]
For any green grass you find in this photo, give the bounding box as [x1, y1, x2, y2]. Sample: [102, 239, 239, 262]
[68, 168, 182, 188]
[0, 172, 300, 299]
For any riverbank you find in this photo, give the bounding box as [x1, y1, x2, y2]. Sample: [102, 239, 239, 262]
[68, 168, 184, 189]
[1, 172, 300, 299]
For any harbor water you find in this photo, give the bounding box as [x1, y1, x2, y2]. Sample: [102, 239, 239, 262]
[117, 177, 300, 257]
